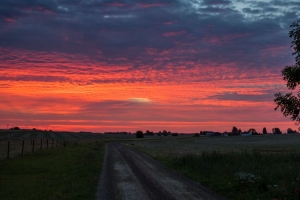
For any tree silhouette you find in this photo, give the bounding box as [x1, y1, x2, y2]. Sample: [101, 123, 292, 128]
[263, 127, 267, 134]
[248, 128, 257, 135]
[287, 128, 297, 133]
[272, 128, 282, 134]
[135, 130, 144, 138]
[274, 20, 300, 128]
[145, 130, 154, 136]
[163, 130, 168, 136]
[232, 126, 238, 135]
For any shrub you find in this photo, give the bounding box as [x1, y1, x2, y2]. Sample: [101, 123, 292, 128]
[136, 130, 144, 138]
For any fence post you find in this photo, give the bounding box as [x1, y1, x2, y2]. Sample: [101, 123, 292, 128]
[52, 139, 53, 148]
[22, 140, 24, 155]
[7, 141, 10, 158]
[40, 139, 42, 150]
[47, 139, 48, 149]
[32, 140, 34, 153]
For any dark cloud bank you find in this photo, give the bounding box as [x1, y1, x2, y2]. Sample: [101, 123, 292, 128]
[0, 0, 299, 71]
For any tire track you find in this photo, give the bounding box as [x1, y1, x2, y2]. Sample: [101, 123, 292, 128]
[96, 143, 226, 200]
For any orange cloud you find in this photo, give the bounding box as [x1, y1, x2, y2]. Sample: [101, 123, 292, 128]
[0, 47, 295, 133]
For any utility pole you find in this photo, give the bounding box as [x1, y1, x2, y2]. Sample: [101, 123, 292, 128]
[7, 124, 9, 130]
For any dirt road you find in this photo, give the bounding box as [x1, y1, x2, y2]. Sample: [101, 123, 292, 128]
[96, 143, 226, 200]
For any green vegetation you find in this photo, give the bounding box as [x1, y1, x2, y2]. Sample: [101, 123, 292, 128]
[130, 135, 300, 199]
[154, 151, 300, 199]
[0, 141, 105, 200]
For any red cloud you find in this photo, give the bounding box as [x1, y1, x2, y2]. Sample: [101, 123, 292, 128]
[105, 2, 127, 7]
[5, 18, 16, 23]
[137, 3, 164, 8]
[202, 33, 251, 44]
[162, 20, 178, 25]
[163, 31, 186, 37]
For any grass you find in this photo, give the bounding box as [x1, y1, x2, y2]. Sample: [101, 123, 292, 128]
[0, 141, 105, 200]
[129, 135, 300, 200]
[2, 133, 300, 199]
[154, 151, 300, 199]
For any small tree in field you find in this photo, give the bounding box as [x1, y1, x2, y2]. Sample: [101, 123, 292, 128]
[136, 130, 144, 138]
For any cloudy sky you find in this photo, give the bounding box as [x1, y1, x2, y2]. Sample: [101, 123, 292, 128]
[1, 0, 300, 133]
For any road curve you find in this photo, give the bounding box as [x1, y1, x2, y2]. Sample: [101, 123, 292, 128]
[96, 143, 226, 200]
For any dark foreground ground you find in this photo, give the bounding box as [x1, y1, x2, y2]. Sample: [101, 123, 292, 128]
[96, 143, 226, 200]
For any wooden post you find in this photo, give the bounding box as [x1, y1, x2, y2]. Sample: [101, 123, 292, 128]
[22, 140, 24, 155]
[6, 141, 9, 158]
[40, 139, 42, 150]
[47, 139, 48, 149]
[32, 140, 34, 153]
[52, 139, 53, 148]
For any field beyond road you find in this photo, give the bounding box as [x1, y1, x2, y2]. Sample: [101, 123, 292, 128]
[127, 134, 300, 199]
[128, 134, 300, 156]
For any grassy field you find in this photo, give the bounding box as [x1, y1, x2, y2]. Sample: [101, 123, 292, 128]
[2, 131, 300, 199]
[0, 130, 140, 199]
[0, 141, 105, 200]
[128, 134, 300, 200]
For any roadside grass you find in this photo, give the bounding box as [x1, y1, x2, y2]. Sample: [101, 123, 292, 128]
[0, 141, 105, 200]
[152, 151, 300, 200]
[129, 135, 300, 199]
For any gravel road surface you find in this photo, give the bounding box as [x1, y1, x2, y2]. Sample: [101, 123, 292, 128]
[96, 143, 226, 200]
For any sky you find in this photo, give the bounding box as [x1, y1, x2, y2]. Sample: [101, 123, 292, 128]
[1, 0, 300, 133]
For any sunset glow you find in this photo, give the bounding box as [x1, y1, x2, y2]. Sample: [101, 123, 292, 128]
[1, 0, 300, 133]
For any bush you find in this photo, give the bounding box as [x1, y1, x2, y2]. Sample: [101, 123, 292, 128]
[136, 130, 144, 138]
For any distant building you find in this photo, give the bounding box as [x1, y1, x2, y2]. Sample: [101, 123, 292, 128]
[203, 131, 222, 137]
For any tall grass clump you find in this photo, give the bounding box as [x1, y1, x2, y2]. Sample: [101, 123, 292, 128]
[156, 151, 300, 200]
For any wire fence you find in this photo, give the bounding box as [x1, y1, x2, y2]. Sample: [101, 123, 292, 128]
[0, 138, 67, 159]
